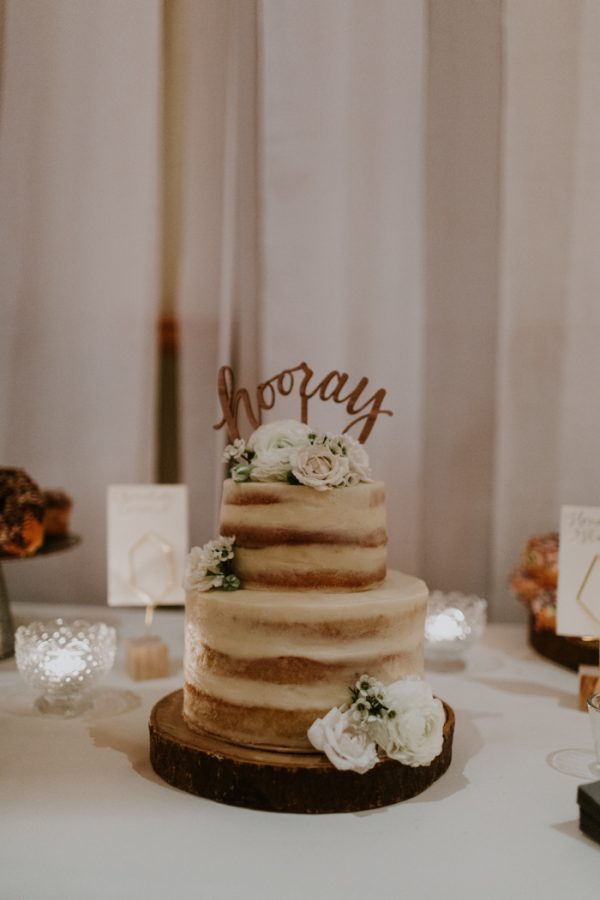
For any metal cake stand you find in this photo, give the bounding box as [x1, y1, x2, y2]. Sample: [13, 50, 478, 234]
[0, 535, 81, 659]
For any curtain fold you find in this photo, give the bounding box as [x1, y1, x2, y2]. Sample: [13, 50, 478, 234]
[425, 0, 501, 600]
[259, 0, 426, 574]
[167, 0, 261, 549]
[558, 0, 600, 504]
[491, 0, 587, 619]
[0, 0, 161, 604]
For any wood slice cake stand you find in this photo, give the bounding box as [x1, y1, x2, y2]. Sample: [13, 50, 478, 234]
[149, 689, 455, 814]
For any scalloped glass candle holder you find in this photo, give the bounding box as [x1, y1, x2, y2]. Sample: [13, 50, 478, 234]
[15, 619, 116, 716]
[424, 591, 487, 662]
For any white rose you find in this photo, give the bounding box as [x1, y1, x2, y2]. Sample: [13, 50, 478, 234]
[248, 420, 314, 482]
[370, 679, 445, 767]
[307, 707, 379, 774]
[291, 444, 350, 491]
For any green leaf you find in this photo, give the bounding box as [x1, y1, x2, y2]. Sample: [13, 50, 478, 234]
[222, 574, 241, 592]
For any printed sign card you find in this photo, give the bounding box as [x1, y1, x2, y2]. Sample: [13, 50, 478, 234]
[557, 505, 600, 637]
[107, 485, 189, 607]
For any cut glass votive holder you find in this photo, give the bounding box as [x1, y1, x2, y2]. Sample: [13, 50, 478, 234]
[587, 693, 600, 775]
[15, 618, 116, 716]
[424, 591, 487, 662]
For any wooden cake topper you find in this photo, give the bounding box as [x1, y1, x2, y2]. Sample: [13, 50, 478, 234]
[214, 362, 393, 443]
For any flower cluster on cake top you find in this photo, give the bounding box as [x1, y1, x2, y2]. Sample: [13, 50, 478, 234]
[224, 420, 372, 491]
[308, 675, 445, 773]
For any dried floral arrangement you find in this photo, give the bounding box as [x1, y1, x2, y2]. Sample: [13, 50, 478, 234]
[510, 532, 559, 631]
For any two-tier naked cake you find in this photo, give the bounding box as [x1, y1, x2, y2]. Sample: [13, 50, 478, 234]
[150, 381, 453, 811]
[182, 422, 429, 753]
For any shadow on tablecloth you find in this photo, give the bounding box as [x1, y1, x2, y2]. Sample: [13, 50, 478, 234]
[466, 675, 577, 710]
[86, 688, 184, 794]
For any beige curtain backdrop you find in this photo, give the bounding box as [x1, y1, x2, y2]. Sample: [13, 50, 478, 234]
[1, 0, 599, 620]
[492, 0, 600, 619]
[0, 1, 161, 606]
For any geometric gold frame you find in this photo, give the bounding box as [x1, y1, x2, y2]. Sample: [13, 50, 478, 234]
[128, 531, 177, 615]
[576, 552, 600, 628]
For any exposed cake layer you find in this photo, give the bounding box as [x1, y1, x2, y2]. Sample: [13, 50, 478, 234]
[219, 479, 387, 591]
[183, 684, 322, 752]
[183, 570, 428, 750]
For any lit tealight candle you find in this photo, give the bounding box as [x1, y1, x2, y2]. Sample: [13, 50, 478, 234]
[43, 647, 88, 679]
[426, 609, 468, 643]
[424, 591, 487, 662]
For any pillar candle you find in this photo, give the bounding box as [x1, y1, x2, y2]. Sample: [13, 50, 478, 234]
[126, 635, 170, 681]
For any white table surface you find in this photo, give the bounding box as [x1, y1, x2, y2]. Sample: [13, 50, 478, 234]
[1, 603, 598, 900]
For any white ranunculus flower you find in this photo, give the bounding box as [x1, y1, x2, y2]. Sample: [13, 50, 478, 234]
[291, 444, 350, 491]
[247, 420, 314, 482]
[307, 707, 379, 774]
[248, 455, 291, 482]
[248, 419, 313, 454]
[370, 679, 445, 767]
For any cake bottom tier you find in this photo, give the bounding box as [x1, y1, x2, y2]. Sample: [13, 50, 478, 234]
[183, 569, 428, 751]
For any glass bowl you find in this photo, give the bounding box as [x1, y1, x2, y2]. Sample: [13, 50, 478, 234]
[15, 618, 116, 716]
[424, 591, 487, 662]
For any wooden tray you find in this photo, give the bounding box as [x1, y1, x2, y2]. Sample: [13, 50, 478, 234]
[0, 533, 82, 660]
[528, 614, 599, 672]
[149, 689, 455, 814]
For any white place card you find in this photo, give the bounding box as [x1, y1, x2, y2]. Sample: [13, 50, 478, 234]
[107, 485, 189, 607]
[557, 505, 600, 637]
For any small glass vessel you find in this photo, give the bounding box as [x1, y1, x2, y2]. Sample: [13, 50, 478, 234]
[15, 618, 116, 716]
[424, 591, 487, 662]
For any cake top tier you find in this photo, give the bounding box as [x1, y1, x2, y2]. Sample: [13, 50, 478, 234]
[183, 419, 386, 594]
[219, 477, 387, 592]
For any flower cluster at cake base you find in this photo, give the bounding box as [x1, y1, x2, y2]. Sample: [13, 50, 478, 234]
[307, 676, 445, 773]
[183, 536, 240, 592]
[224, 420, 372, 491]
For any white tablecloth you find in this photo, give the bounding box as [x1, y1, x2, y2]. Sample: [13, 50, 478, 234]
[1, 603, 598, 900]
